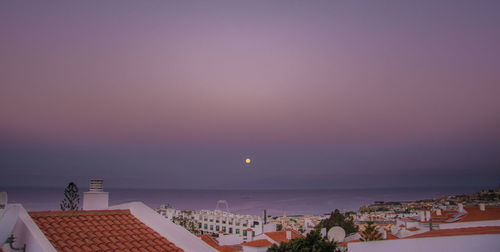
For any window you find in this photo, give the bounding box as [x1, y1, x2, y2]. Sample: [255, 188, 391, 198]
[210, 219, 213, 222]
[243, 230, 247, 236]
[236, 229, 240, 234]
[210, 225, 213, 231]
[216, 226, 220, 231]
[199, 223, 202, 228]
[204, 224, 208, 230]
[222, 226, 226, 232]
[229, 228, 233, 234]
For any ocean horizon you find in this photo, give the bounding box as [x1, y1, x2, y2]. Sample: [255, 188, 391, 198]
[1, 186, 484, 216]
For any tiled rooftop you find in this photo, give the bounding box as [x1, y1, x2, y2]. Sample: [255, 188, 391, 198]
[406, 206, 500, 223]
[29, 209, 183, 252]
[241, 239, 273, 247]
[198, 235, 241, 252]
[264, 229, 302, 243]
[406, 226, 500, 239]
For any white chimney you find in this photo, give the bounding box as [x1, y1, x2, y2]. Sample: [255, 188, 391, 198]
[479, 203, 486, 211]
[458, 203, 464, 213]
[425, 211, 431, 221]
[246, 229, 253, 241]
[419, 211, 425, 222]
[286, 230, 292, 240]
[320, 228, 327, 238]
[436, 209, 442, 216]
[83, 179, 109, 210]
[378, 227, 387, 240]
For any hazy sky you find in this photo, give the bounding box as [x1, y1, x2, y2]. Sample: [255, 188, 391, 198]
[1, 0, 499, 189]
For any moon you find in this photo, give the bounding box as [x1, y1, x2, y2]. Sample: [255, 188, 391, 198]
[245, 158, 251, 164]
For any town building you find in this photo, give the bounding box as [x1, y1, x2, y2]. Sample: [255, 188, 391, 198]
[1, 179, 216, 252]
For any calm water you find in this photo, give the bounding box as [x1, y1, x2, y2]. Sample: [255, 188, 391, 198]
[1, 186, 481, 216]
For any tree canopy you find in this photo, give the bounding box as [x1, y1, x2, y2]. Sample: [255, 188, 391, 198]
[360, 221, 382, 241]
[316, 209, 358, 235]
[60, 182, 80, 211]
[267, 231, 337, 252]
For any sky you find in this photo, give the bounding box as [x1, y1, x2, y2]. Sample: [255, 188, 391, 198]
[1, 0, 499, 189]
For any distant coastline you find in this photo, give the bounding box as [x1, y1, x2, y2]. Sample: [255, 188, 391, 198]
[2, 186, 483, 216]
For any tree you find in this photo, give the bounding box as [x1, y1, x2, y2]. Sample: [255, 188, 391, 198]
[60, 182, 80, 211]
[267, 231, 337, 252]
[276, 223, 283, 231]
[172, 211, 201, 234]
[360, 221, 382, 241]
[316, 209, 358, 235]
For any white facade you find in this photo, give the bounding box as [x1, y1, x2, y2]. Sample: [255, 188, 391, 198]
[157, 205, 265, 241]
[1, 204, 56, 252]
[348, 234, 500, 252]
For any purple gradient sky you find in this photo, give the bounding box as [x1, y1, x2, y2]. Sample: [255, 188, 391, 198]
[1, 0, 499, 189]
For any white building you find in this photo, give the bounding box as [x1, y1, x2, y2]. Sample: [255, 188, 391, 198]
[157, 204, 268, 241]
[0, 179, 216, 252]
[346, 204, 500, 252]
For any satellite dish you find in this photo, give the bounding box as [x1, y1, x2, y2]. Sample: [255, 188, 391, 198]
[0, 204, 21, 245]
[327, 226, 346, 243]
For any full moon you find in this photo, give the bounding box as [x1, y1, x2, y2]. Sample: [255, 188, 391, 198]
[245, 158, 251, 164]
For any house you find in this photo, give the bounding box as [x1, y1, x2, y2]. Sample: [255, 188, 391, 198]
[346, 204, 500, 252]
[1, 180, 216, 252]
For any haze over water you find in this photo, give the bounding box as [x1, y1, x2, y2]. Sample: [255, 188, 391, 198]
[3, 186, 482, 216]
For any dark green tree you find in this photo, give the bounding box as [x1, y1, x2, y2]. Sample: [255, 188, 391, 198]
[276, 223, 283, 231]
[172, 210, 201, 234]
[360, 221, 382, 241]
[316, 209, 358, 235]
[267, 231, 337, 252]
[60, 182, 80, 211]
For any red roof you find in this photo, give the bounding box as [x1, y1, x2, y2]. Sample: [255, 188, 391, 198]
[406, 226, 500, 239]
[386, 232, 399, 240]
[199, 234, 242, 252]
[406, 206, 500, 224]
[29, 209, 183, 252]
[241, 239, 273, 247]
[264, 229, 302, 243]
[460, 206, 500, 222]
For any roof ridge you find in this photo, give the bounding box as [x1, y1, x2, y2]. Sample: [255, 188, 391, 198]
[29, 209, 131, 217]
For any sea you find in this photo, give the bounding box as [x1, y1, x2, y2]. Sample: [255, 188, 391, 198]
[1, 186, 482, 216]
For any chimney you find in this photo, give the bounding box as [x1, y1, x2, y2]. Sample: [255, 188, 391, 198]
[286, 230, 292, 240]
[458, 203, 464, 213]
[378, 227, 387, 240]
[419, 211, 425, 222]
[320, 228, 327, 238]
[425, 211, 431, 221]
[436, 209, 442, 216]
[479, 203, 486, 211]
[246, 229, 253, 241]
[83, 179, 109, 210]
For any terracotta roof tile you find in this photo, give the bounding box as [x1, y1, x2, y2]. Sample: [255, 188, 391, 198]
[242, 239, 273, 247]
[406, 226, 500, 239]
[29, 209, 183, 252]
[264, 229, 302, 243]
[199, 234, 242, 252]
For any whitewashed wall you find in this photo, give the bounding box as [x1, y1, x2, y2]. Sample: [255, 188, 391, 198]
[348, 234, 500, 252]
